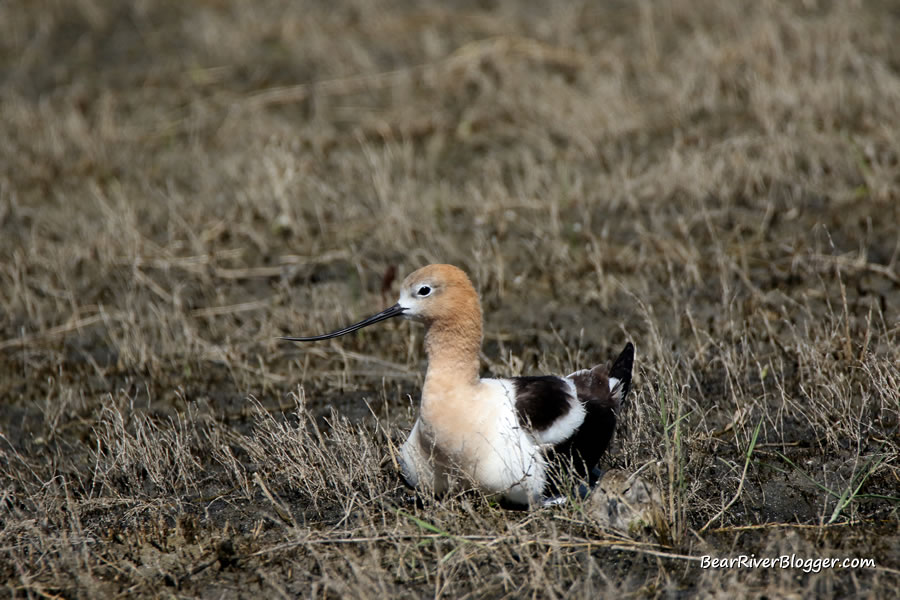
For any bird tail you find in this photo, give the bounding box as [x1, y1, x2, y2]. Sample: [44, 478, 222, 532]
[607, 342, 634, 406]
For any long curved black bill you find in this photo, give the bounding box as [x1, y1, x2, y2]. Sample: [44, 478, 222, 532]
[281, 303, 406, 342]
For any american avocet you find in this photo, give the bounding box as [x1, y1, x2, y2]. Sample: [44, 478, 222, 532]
[283, 264, 634, 508]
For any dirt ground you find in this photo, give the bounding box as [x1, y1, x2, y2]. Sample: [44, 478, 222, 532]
[1, 0, 899, 597]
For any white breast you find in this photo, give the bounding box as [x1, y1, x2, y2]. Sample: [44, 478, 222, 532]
[401, 378, 547, 506]
[469, 379, 545, 504]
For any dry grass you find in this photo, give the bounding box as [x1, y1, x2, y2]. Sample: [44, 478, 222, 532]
[2, 0, 899, 597]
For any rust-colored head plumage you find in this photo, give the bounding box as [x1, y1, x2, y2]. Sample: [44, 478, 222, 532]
[396, 265, 483, 378]
[397, 264, 481, 326]
[281, 264, 483, 353]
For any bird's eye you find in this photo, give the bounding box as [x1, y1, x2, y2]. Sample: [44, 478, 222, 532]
[417, 285, 432, 297]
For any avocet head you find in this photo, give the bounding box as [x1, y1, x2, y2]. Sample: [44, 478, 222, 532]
[396, 264, 480, 324]
[281, 264, 481, 342]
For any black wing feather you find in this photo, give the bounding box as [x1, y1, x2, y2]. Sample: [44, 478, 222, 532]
[512, 376, 574, 432]
[545, 343, 635, 493]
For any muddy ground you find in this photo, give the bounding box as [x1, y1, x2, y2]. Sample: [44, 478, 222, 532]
[1, 1, 899, 597]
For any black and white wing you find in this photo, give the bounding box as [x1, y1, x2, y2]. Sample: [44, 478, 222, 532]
[512, 375, 586, 445]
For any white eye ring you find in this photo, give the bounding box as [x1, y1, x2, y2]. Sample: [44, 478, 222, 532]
[417, 285, 432, 297]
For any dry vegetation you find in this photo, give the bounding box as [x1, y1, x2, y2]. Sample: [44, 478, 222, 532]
[2, 0, 899, 597]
